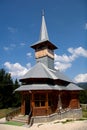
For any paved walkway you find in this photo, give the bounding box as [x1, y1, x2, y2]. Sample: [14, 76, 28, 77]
[0, 118, 87, 130]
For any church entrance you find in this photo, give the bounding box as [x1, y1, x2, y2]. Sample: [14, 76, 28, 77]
[25, 94, 31, 115]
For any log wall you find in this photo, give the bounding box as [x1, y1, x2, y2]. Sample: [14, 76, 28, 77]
[35, 49, 54, 59]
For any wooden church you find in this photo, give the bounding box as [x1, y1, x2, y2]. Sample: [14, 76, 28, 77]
[15, 12, 83, 123]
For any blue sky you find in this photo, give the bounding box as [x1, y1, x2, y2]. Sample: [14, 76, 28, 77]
[0, 0, 87, 82]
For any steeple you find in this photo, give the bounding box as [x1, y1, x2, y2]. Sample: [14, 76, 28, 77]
[39, 10, 49, 41]
[31, 11, 57, 70]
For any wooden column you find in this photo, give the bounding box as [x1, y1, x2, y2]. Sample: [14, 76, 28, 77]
[46, 92, 48, 115]
[31, 93, 34, 116]
[21, 93, 25, 115]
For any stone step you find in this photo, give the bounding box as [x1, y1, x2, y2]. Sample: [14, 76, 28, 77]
[12, 115, 28, 123]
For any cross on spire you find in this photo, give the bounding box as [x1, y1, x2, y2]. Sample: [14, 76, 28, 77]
[42, 9, 44, 16]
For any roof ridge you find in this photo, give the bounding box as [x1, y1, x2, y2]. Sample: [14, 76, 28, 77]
[41, 63, 57, 79]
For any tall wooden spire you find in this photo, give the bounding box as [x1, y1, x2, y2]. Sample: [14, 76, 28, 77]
[39, 10, 49, 41]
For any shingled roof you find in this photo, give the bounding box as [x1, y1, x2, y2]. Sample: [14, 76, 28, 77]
[15, 62, 83, 92]
[15, 84, 65, 91]
[15, 83, 83, 92]
[20, 62, 71, 81]
[20, 62, 56, 80]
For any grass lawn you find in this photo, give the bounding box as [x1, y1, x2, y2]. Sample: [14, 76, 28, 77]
[82, 109, 87, 118]
[0, 108, 25, 126]
[5, 121, 24, 126]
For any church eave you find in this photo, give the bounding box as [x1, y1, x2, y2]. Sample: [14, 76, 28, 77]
[30, 40, 57, 50]
[15, 82, 83, 92]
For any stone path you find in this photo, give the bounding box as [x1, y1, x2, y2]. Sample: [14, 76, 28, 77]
[0, 118, 87, 130]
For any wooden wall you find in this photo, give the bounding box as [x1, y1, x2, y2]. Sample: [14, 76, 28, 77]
[35, 49, 54, 59]
[20, 90, 80, 116]
[69, 91, 80, 109]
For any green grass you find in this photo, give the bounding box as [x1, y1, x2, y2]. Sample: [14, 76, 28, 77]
[5, 121, 24, 126]
[82, 109, 87, 118]
[77, 118, 87, 121]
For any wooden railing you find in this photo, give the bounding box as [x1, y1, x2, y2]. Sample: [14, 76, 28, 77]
[6, 107, 21, 121]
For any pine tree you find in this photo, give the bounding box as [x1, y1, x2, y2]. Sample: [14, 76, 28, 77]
[0, 69, 21, 108]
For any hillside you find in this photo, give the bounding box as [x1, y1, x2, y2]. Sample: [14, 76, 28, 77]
[77, 82, 87, 90]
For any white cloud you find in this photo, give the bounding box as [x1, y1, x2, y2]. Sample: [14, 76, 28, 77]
[54, 47, 87, 71]
[26, 52, 32, 58]
[20, 42, 26, 46]
[8, 27, 17, 33]
[54, 62, 71, 71]
[3, 44, 16, 51]
[74, 73, 87, 83]
[3, 47, 9, 51]
[85, 23, 87, 30]
[4, 62, 31, 78]
[68, 47, 87, 58]
[55, 54, 71, 63]
[26, 63, 31, 69]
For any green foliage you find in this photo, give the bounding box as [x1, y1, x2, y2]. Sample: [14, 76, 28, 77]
[0, 68, 21, 108]
[78, 82, 87, 104]
[82, 109, 87, 118]
[61, 119, 73, 124]
[79, 90, 87, 104]
[12, 79, 21, 107]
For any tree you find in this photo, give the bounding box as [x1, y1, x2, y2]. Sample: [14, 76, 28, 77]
[78, 82, 87, 104]
[79, 90, 87, 104]
[12, 79, 21, 107]
[0, 68, 21, 108]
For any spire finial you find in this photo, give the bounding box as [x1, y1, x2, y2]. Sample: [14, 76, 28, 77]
[39, 10, 49, 41]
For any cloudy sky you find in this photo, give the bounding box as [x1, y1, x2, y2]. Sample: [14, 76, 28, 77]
[0, 0, 87, 83]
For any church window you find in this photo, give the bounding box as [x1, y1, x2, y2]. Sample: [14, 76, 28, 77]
[34, 94, 46, 107]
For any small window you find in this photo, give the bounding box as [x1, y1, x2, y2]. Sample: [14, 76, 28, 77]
[41, 101, 45, 106]
[34, 94, 46, 107]
[35, 101, 39, 107]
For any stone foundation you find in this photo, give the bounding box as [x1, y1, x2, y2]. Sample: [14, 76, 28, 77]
[31, 108, 82, 123]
